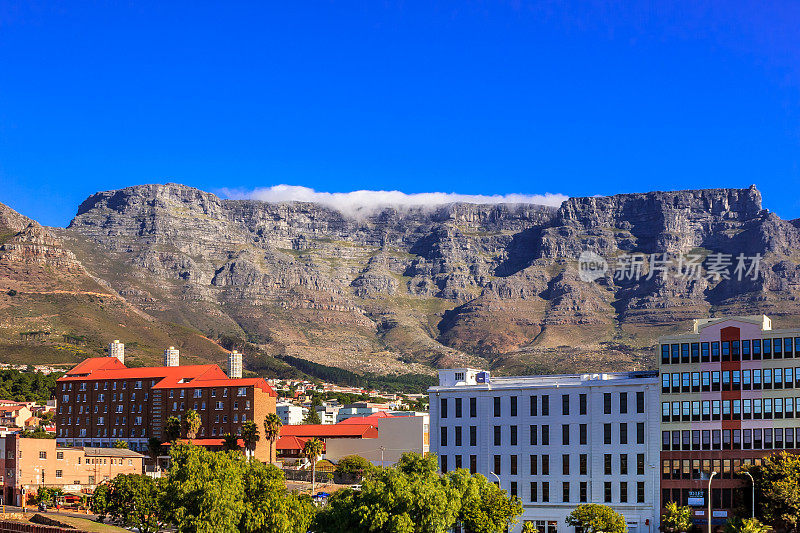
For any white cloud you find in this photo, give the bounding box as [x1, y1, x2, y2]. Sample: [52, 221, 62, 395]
[219, 185, 568, 217]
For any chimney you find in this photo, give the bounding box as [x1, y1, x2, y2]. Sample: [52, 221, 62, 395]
[228, 350, 242, 378]
[109, 340, 125, 364]
[164, 346, 180, 367]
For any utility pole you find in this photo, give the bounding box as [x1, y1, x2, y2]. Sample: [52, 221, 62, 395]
[707, 471, 717, 533]
[380, 446, 385, 468]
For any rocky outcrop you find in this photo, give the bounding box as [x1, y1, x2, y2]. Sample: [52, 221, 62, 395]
[44, 182, 800, 373]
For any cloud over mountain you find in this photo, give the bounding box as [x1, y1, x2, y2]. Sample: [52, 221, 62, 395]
[219, 185, 568, 216]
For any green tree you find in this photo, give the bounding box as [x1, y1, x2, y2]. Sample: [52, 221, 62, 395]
[302, 408, 321, 425]
[314, 452, 468, 533]
[263, 413, 283, 464]
[724, 517, 770, 533]
[36, 487, 63, 505]
[522, 523, 538, 533]
[222, 433, 241, 452]
[566, 504, 627, 533]
[113, 439, 129, 449]
[302, 438, 324, 495]
[104, 474, 164, 533]
[160, 444, 246, 533]
[165, 416, 182, 442]
[746, 451, 800, 531]
[184, 409, 201, 441]
[147, 437, 163, 464]
[91, 483, 111, 522]
[240, 459, 316, 533]
[661, 501, 693, 532]
[241, 421, 260, 460]
[335, 455, 374, 480]
[446, 469, 523, 533]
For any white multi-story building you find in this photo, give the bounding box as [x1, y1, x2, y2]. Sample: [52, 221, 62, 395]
[429, 369, 660, 533]
[277, 402, 308, 425]
[316, 404, 341, 425]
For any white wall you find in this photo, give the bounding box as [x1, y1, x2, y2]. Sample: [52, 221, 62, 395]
[429, 373, 660, 533]
[325, 415, 430, 466]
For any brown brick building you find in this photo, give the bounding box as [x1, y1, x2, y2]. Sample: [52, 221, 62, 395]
[0, 435, 144, 506]
[55, 357, 277, 462]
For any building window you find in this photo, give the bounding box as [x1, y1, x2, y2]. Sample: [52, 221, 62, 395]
[510, 481, 518, 498]
[493, 397, 501, 417]
[56, 452, 63, 460]
[620, 423, 628, 445]
[39, 451, 46, 459]
[562, 482, 570, 502]
[562, 394, 569, 416]
[469, 426, 477, 447]
[542, 425, 549, 445]
[604, 393, 612, 414]
[511, 425, 518, 446]
[580, 481, 588, 502]
[530, 482, 537, 502]
[579, 393, 587, 415]
[510, 455, 518, 475]
[637, 482, 645, 503]
[562, 424, 569, 446]
[542, 482, 549, 502]
[637, 453, 645, 475]
[441, 455, 448, 473]
[562, 454, 569, 475]
[620, 454, 628, 475]
[455, 398, 462, 418]
[469, 455, 477, 474]
[530, 425, 537, 445]
[441, 398, 448, 418]
[619, 392, 628, 414]
[604, 423, 611, 444]
[510, 396, 518, 417]
[530, 455, 538, 475]
[604, 454, 612, 475]
[455, 426, 462, 446]
[494, 426, 501, 446]
[636, 391, 645, 413]
[637, 422, 645, 444]
[580, 424, 587, 445]
[440, 427, 448, 447]
[542, 455, 549, 475]
[469, 397, 477, 417]
[579, 454, 587, 475]
[494, 455, 501, 475]
[530, 395, 537, 416]
[620, 482, 628, 503]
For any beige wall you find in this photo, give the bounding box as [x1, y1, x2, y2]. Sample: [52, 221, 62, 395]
[324, 415, 430, 466]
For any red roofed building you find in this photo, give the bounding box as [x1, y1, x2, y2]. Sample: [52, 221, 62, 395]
[56, 356, 277, 461]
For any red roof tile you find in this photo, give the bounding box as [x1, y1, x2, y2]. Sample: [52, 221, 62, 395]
[276, 435, 310, 450]
[280, 424, 378, 439]
[337, 412, 397, 424]
[57, 357, 276, 396]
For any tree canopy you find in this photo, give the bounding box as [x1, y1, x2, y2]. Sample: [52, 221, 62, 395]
[746, 451, 800, 532]
[661, 501, 692, 532]
[314, 453, 522, 533]
[566, 504, 627, 533]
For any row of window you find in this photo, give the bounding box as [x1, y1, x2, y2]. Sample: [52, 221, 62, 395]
[65, 380, 149, 392]
[662, 457, 758, 480]
[441, 452, 646, 477]
[60, 386, 248, 401]
[440, 422, 646, 447]
[662, 397, 800, 422]
[663, 488, 736, 510]
[61, 392, 151, 404]
[440, 391, 646, 419]
[661, 337, 800, 365]
[661, 367, 800, 394]
[662, 427, 800, 451]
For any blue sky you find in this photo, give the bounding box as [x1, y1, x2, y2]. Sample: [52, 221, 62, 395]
[1, 1, 799, 226]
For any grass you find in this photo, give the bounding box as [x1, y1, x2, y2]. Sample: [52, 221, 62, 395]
[31, 514, 129, 533]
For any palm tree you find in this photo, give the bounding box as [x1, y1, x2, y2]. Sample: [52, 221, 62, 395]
[263, 413, 283, 464]
[164, 416, 182, 443]
[222, 433, 240, 452]
[183, 409, 201, 441]
[302, 437, 324, 495]
[241, 420, 260, 460]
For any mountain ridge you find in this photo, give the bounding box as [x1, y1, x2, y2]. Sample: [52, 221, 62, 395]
[3, 182, 800, 381]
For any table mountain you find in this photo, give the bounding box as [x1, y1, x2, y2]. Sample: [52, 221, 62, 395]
[26, 182, 796, 378]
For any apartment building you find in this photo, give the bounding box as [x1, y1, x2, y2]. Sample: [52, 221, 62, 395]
[429, 369, 660, 533]
[0, 434, 144, 506]
[659, 315, 800, 524]
[55, 354, 277, 461]
[277, 402, 308, 425]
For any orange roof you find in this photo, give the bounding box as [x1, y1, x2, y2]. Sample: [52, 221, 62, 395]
[280, 424, 378, 439]
[338, 412, 397, 424]
[276, 435, 310, 450]
[58, 357, 276, 396]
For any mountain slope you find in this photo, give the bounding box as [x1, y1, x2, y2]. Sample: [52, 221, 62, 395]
[55, 183, 800, 376]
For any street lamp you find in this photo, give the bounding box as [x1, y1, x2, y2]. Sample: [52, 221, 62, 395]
[489, 471, 500, 489]
[743, 471, 755, 519]
[707, 471, 717, 533]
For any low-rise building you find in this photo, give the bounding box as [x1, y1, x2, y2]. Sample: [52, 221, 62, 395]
[429, 369, 660, 533]
[0, 404, 34, 428]
[315, 404, 340, 425]
[277, 402, 308, 425]
[0, 435, 144, 506]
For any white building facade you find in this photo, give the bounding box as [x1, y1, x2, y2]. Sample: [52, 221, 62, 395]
[429, 369, 661, 533]
[277, 402, 308, 425]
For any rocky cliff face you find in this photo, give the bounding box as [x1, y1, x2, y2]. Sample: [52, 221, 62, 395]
[53, 182, 800, 376]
